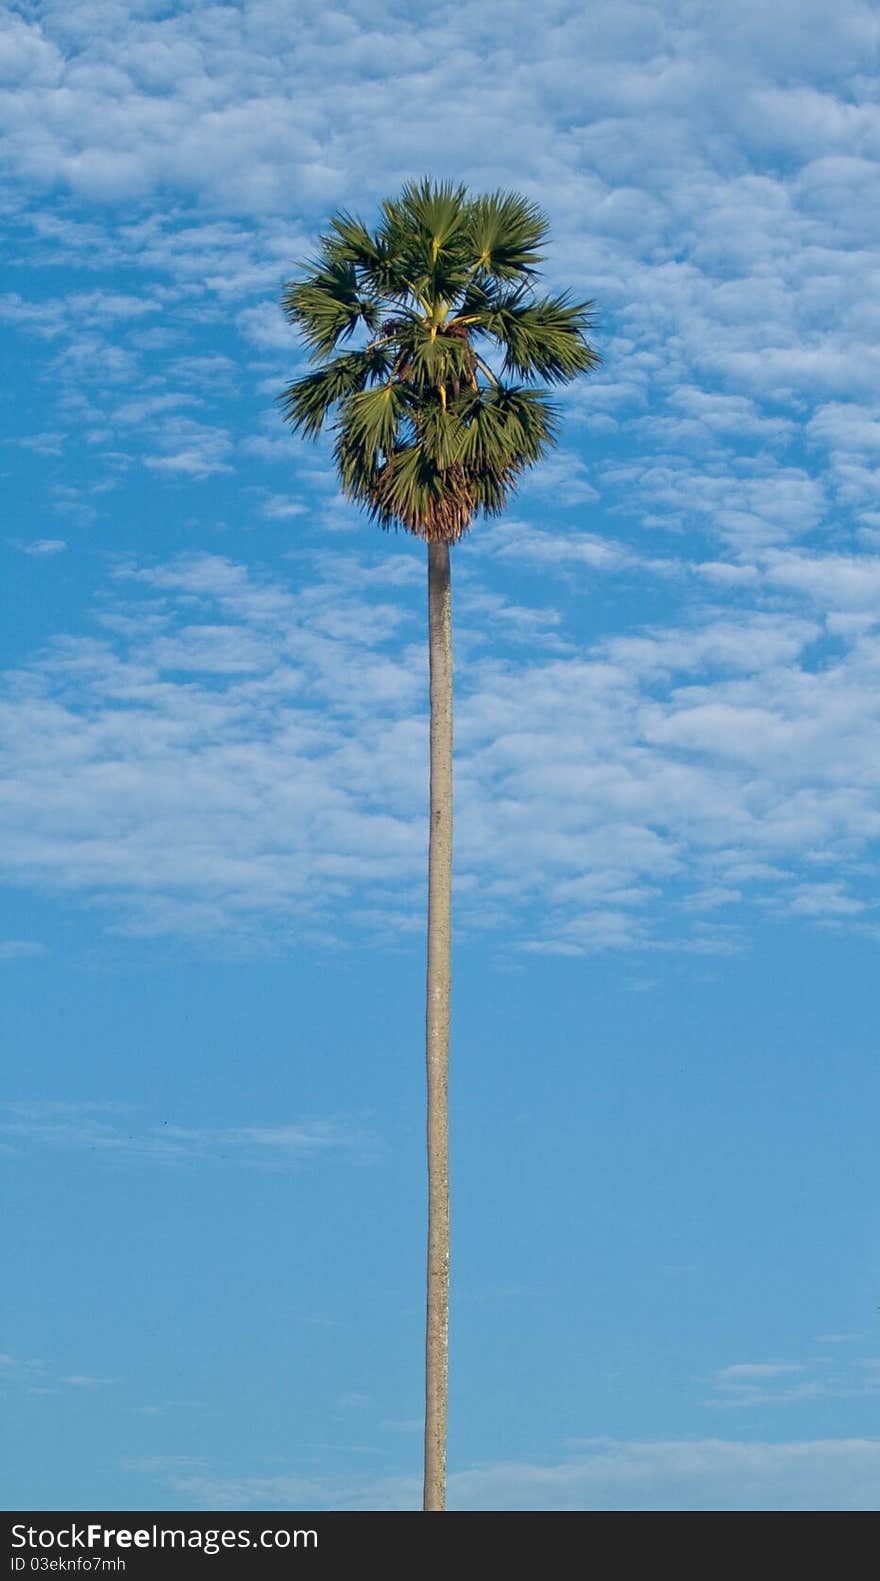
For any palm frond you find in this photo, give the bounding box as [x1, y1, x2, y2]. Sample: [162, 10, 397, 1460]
[368, 447, 473, 542]
[326, 211, 384, 268]
[458, 385, 558, 469]
[282, 257, 380, 358]
[402, 329, 477, 392]
[464, 190, 548, 278]
[417, 403, 467, 469]
[338, 382, 410, 465]
[390, 178, 470, 256]
[479, 292, 601, 383]
[277, 348, 390, 437]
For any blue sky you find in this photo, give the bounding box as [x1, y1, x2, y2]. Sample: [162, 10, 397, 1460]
[2, 0, 880, 1510]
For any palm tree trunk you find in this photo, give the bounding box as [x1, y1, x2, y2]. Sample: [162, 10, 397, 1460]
[423, 538, 452, 1512]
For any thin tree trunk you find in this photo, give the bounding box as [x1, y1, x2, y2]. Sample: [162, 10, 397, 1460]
[423, 538, 452, 1512]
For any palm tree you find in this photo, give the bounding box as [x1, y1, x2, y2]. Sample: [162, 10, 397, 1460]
[279, 179, 599, 1511]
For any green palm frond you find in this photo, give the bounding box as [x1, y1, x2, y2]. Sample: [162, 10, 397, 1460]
[390, 179, 470, 251]
[340, 382, 410, 463]
[279, 178, 599, 542]
[276, 348, 390, 436]
[494, 294, 599, 383]
[282, 257, 380, 358]
[458, 385, 558, 468]
[418, 403, 467, 469]
[464, 190, 548, 279]
[326, 210, 385, 270]
[402, 330, 476, 392]
[369, 447, 472, 542]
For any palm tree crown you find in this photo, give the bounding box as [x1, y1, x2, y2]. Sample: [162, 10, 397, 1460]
[279, 179, 600, 540]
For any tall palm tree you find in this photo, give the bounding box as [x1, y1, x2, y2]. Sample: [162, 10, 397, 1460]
[279, 179, 599, 1511]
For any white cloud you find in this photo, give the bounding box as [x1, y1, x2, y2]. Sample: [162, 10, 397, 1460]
[0, 1347, 117, 1396]
[710, 1355, 880, 1408]
[162, 1435, 880, 1510]
[2, 549, 880, 953]
[237, 302, 300, 354]
[143, 418, 233, 478]
[0, 1350, 45, 1379]
[519, 449, 599, 506]
[261, 495, 308, 521]
[17, 539, 67, 557]
[0, 1101, 378, 1169]
[0, 290, 163, 338]
[477, 519, 643, 575]
[6, 432, 65, 457]
[602, 457, 827, 550]
[0, 939, 47, 960]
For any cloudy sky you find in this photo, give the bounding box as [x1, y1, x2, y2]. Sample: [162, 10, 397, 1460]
[2, 0, 880, 1510]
